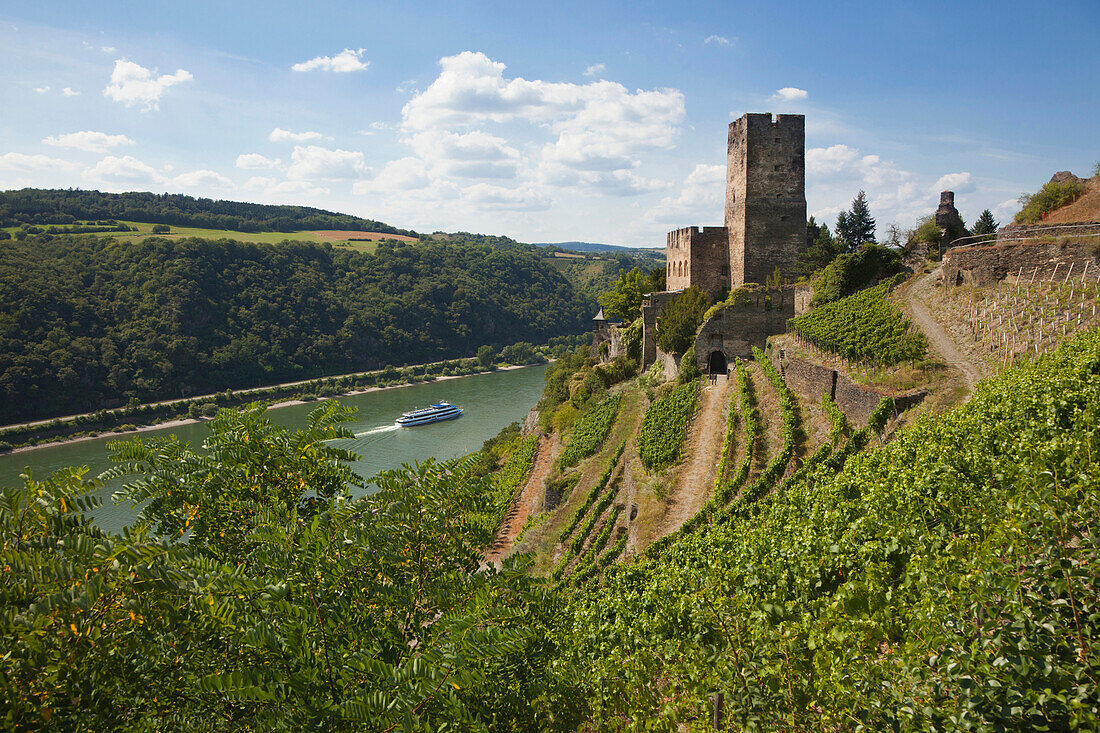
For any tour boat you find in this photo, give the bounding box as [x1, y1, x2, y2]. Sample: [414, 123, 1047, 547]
[395, 401, 463, 427]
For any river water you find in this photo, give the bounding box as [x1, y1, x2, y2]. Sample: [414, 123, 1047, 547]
[0, 364, 548, 533]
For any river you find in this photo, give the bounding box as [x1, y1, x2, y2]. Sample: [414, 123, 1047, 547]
[0, 364, 548, 533]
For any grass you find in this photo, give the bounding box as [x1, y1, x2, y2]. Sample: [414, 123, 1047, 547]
[1, 221, 424, 253]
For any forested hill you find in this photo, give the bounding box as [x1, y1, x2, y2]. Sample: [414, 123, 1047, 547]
[0, 235, 590, 423]
[0, 188, 416, 235]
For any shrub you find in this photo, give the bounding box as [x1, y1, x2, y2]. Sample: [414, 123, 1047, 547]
[1014, 178, 1086, 224]
[811, 244, 903, 305]
[656, 287, 709, 355]
[678, 350, 701, 383]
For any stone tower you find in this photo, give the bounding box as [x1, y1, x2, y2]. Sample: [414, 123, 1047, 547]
[724, 113, 807, 286]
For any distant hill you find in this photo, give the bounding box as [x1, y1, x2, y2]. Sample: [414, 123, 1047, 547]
[536, 241, 664, 256]
[0, 188, 417, 236]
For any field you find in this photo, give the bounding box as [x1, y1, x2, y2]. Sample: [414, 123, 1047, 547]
[3, 221, 419, 253]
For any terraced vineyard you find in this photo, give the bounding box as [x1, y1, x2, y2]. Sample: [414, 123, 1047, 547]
[789, 277, 927, 366]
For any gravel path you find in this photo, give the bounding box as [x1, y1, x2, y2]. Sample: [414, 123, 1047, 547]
[904, 268, 984, 392]
[484, 433, 559, 564]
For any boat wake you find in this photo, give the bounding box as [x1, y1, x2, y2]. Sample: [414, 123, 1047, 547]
[355, 424, 401, 437]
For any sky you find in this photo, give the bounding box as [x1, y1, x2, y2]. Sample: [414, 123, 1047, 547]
[1, 1, 1097, 246]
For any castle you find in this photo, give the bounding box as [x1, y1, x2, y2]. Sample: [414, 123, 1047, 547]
[639, 113, 808, 372]
[665, 113, 807, 298]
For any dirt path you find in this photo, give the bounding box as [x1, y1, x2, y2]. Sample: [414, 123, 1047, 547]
[649, 375, 731, 540]
[484, 433, 558, 564]
[903, 269, 984, 392]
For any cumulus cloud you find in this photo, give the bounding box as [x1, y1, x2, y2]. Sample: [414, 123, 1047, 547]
[771, 87, 808, 102]
[102, 46, 117, 54]
[353, 157, 432, 194]
[405, 129, 520, 179]
[34, 86, 50, 94]
[933, 171, 974, 193]
[583, 63, 606, 77]
[103, 59, 193, 110]
[269, 127, 324, 143]
[43, 131, 135, 153]
[244, 176, 330, 198]
[643, 163, 725, 226]
[83, 155, 161, 184]
[235, 153, 282, 169]
[0, 152, 79, 172]
[173, 169, 235, 189]
[286, 145, 367, 180]
[62, 87, 80, 96]
[705, 35, 731, 46]
[292, 48, 369, 73]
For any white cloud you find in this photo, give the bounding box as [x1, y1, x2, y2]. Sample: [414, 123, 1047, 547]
[643, 163, 725, 227]
[461, 182, 551, 211]
[992, 197, 1019, 221]
[771, 87, 808, 102]
[103, 59, 193, 111]
[34, 86, 50, 94]
[101, 46, 116, 54]
[268, 127, 324, 143]
[286, 145, 367, 180]
[292, 48, 369, 73]
[173, 169, 235, 189]
[353, 157, 432, 194]
[62, 87, 80, 97]
[235, 153, 282, 169]
[43, 131, 135, 153]
[705, 35, 731, 46]
[406, 129, 520, 179]
[83, 155, 162, 184]
[933, 171, 974, 193]
[583, 63, 606, 77]
[244, 176, 330, 198]
[0, 152, 79, 172]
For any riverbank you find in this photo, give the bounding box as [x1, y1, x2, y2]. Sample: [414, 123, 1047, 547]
[5, 364, 537, 456]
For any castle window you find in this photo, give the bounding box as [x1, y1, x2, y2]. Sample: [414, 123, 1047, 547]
[774, 164, 784, 172]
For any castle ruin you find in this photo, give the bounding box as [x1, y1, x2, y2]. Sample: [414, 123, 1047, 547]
[641, 113, 808, 371]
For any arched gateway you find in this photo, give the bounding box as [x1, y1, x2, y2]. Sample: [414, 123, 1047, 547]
[707, 350, 728, 375]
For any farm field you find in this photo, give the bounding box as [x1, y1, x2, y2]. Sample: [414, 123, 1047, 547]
[2, 221, 418, 252]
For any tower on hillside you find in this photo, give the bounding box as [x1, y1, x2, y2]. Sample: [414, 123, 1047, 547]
[724, 113, 807, 286]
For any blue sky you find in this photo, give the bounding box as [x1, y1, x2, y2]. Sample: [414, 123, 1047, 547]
[2, 1, 1096, 246]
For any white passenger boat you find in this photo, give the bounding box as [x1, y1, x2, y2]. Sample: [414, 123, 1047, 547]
[395, 401, 463, 427]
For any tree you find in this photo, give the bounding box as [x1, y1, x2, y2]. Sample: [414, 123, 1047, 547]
[656, 287, 709, 355]
[477, 345, 496, 369]
[151, 224, 171, 234]
[835, 191, 876, 251]
[597, 268, 645, 322]
[971, 209, 998, 236]
[793, 221, 843, 278]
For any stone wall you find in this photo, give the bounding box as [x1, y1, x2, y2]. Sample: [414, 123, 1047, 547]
[794, 284, 814, 316]
[655, 348, 680, 380]
[666, 225, 730, 299]
[691, 286, 794, 372]
[768, 347, 926, 428]
[943, 238, 1100, 287]
[725, 113, 807, 286]
[997, 222, 1100, 242]
[640, 290, 680, 369]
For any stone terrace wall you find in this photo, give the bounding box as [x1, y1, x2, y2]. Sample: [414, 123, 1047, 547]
[767, 345, 925, 428]
[943, 238, 1100, 286]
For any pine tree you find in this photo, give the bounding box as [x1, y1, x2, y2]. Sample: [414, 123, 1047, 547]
[835, 191, 876, 250]
[972, 209, 998, 236]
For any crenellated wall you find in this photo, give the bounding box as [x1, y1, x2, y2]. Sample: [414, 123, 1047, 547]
[666, 225, 730, 299]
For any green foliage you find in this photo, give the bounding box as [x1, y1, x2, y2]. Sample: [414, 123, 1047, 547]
[0, 187, 415, 235]
[554, 442, 627, 575]
[1015, 178, 1086, 224]
[476, 344, 496, 368]
[790, 278, 927, 365]
[0, 402, 564, 730]
[835, 189, 877, 250]
[810, 243, 904, 305]
[620, 317, 643, 362]
[795, 219, 847, 278]
[677, 350, 701, 383]
[597, 267, 644, 322]
[559, 394, 622, 469]
[971, 208, 999, 236]
[0, 235, 588, 423]
[558, 330, 1100, 730]
[713, 359, 759, 505]
[500, 341, 542, 365]
[655, 286, 709, 355]
[638, 380, 698, 471]
[909, 214, 943, 245]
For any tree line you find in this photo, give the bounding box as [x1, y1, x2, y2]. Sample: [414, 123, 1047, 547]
[0, 188, 416, 235]
[0, 234, 592, 423]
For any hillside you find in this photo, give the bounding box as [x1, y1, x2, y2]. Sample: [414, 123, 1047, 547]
[0, 188, 416, 236]
[1040, 174, 1100, 224]
[0, 234, 591, 423]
